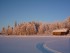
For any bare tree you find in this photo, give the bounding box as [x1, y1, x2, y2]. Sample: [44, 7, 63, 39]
[14, 21, 17, 27]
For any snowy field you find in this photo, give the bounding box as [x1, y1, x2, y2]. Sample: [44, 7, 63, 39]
[0, 35, 70, 53]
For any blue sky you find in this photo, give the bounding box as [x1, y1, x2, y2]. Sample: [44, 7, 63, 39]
[0, 0, 70, 31]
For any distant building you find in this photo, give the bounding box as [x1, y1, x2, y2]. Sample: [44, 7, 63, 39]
[52, 28, 69, 35]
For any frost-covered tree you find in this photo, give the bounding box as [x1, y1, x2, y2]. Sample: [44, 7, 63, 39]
[38, 24, 46, 34]
[7, 26, 13, 35]
[26, 22, 37, 35]
[1, 27, 6, 34]
[65, 17, 70, 29]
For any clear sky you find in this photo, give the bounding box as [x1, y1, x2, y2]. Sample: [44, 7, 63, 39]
[0, 0, 70, 31]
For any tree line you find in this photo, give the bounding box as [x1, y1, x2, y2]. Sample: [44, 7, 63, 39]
[1, 17, 70, 35]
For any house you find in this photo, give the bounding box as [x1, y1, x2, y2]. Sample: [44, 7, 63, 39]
[52, 28, 69, 35]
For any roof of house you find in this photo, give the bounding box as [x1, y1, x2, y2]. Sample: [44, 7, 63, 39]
[53, 28, 69, 32]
